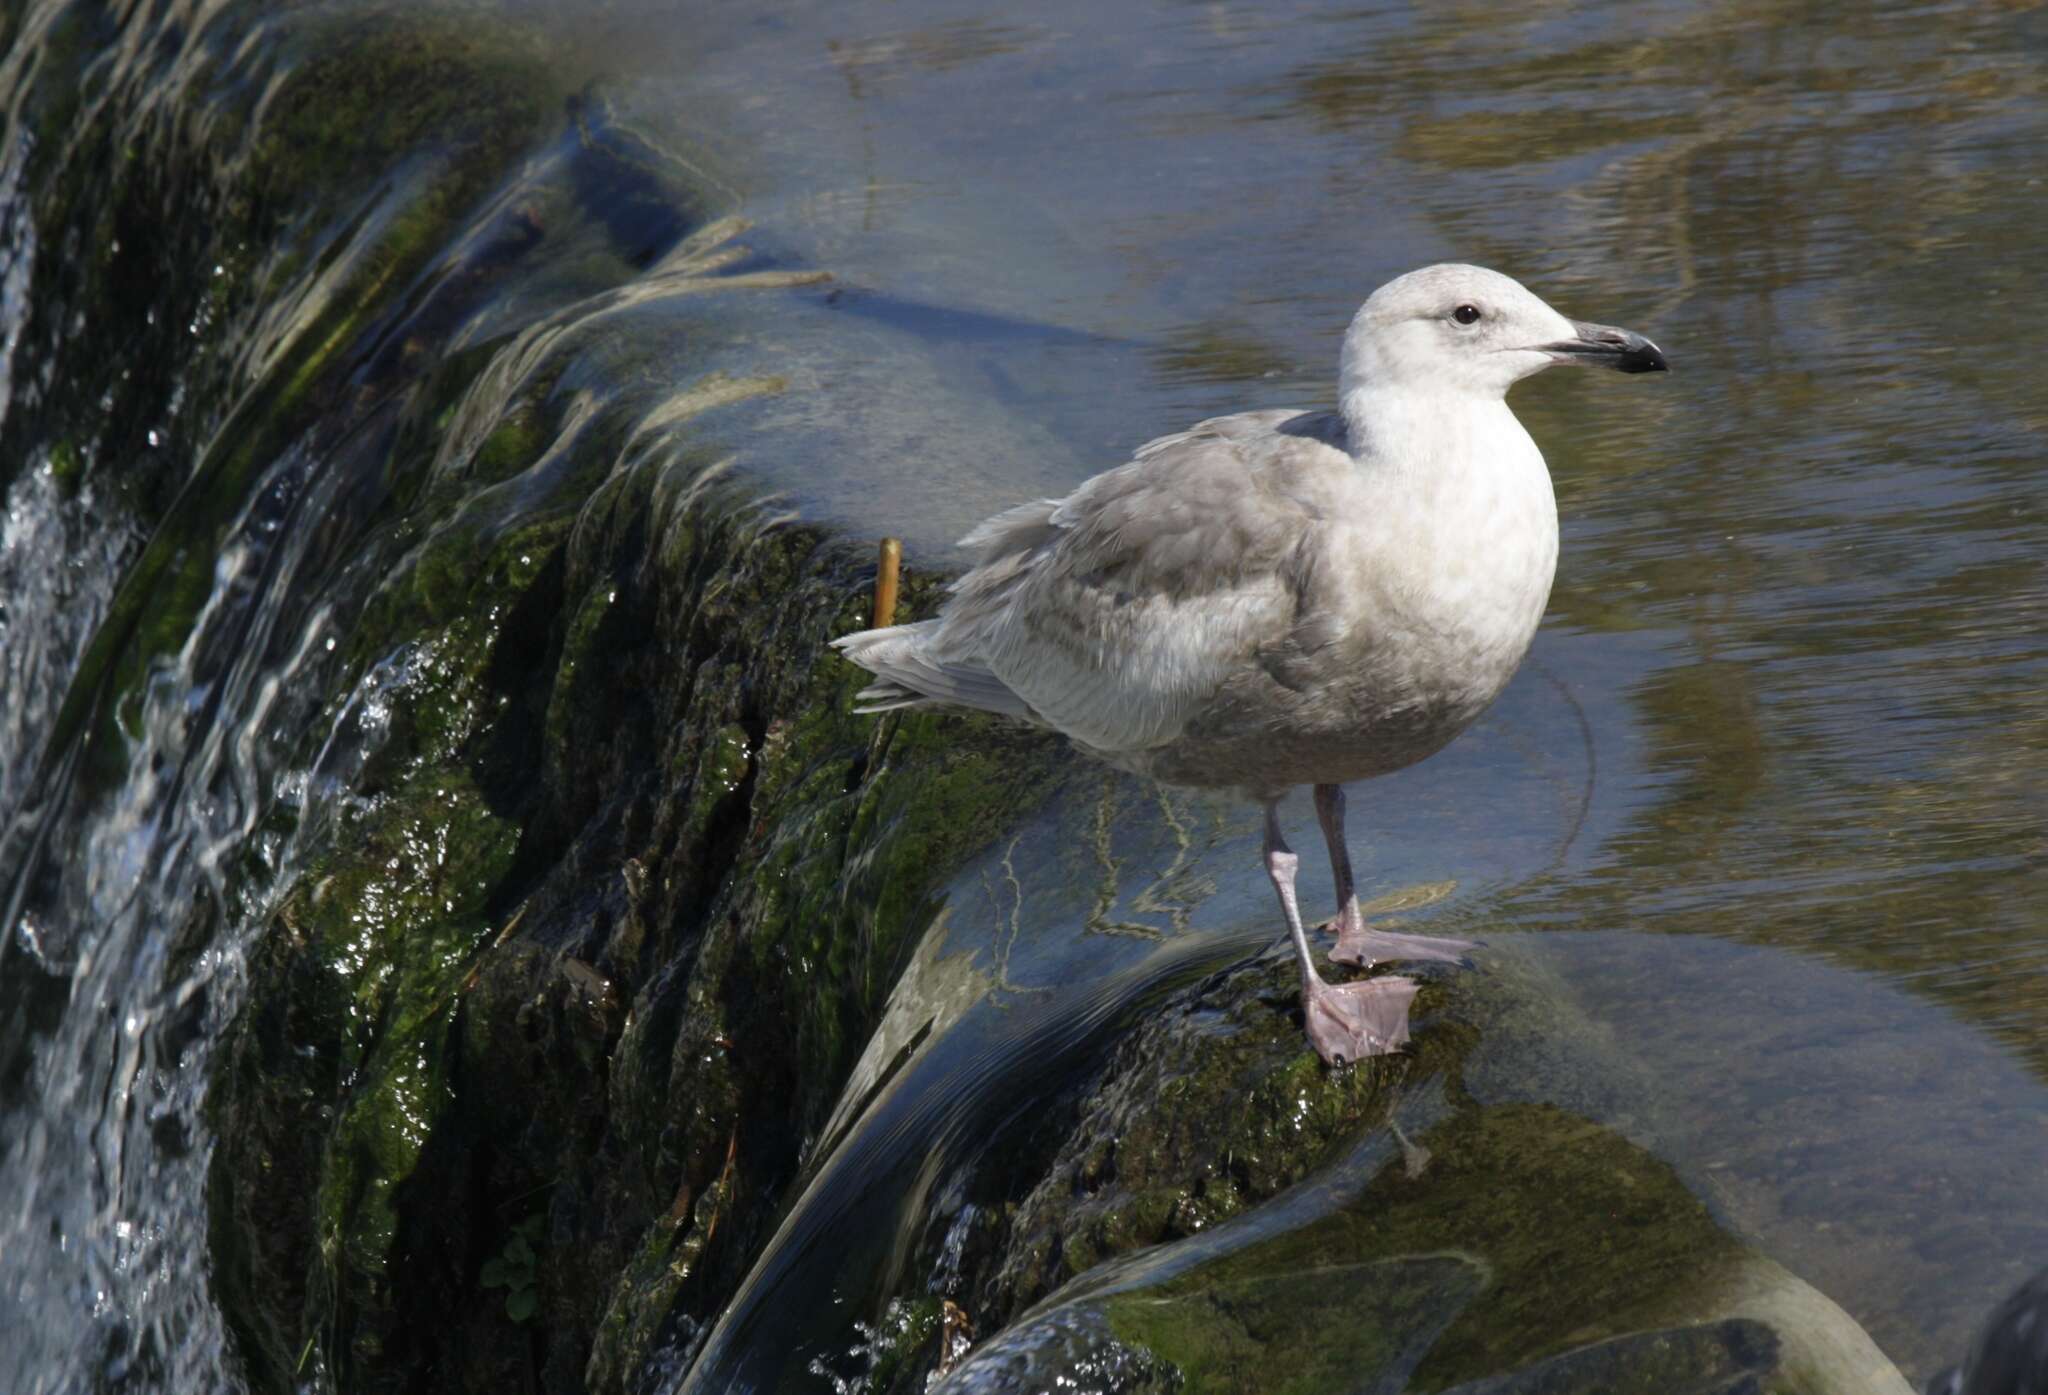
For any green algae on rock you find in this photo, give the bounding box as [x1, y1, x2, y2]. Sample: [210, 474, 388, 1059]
[1070, 1098, 1909, 1395]
[189, 121, 1068, 1395]
[209, 377, 1064, 1392]
[985, 959, 1437, 1316]
[0, 5, 580, 827]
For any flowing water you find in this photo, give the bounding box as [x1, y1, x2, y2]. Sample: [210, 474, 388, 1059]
[2, 0, 2044, 1391]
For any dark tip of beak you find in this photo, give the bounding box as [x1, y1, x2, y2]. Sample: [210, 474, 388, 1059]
[1543, 319, 1670, 374]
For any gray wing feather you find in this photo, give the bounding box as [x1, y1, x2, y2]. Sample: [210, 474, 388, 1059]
[832, 409, 1344, 752]
[947, 414, 1332, 752]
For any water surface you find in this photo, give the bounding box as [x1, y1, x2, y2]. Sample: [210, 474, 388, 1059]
[558, 0, 2047, 1382]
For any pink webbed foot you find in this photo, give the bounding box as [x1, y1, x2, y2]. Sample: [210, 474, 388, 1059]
[1302, 973, 1419, 1066]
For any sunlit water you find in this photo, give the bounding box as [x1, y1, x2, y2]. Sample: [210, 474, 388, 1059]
[589, 0, 2048, 1385]
[2, 0, 2044, 1390]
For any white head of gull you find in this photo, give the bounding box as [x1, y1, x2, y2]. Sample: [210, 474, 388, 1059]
[834, 263, 1668, 1066]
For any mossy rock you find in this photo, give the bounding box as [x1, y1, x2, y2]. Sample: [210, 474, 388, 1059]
[959, 1091, 1907, 1394]
[985, 957, 1437, 1314]
[923, 948, 1912, 1395]
[211, 472, 1066, 1393]
[98, 8, 1064, 1391]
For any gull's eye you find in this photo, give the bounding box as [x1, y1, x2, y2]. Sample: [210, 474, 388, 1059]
[1452, 304, 1481, 326]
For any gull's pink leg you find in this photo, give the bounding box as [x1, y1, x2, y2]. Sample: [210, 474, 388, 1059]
[1265, 802, 1416, 1065]
[1314, 783, 1475, 969]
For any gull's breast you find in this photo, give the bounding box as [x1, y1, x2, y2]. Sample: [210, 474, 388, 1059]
[1352, 431, 1559, 717]
[1135, 427, 1560, 793]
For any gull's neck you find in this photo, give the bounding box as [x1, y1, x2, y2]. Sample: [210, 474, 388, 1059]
[1334, 372, 1560, 678]
[1338, 381, 1522, 471]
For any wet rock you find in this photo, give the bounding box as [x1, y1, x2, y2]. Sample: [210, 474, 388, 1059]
[891, 949, 1915, 1395]
[985, 957, 1430, 1316]
[936, 1304, 1182, 1395]
[212, 473, 1064, 1394]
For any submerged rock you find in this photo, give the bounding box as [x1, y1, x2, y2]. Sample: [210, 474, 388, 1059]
[983, 958, 1430, 1317]
[1923, 1268, 2048, 1395]
[853, 947, 1917, 1395]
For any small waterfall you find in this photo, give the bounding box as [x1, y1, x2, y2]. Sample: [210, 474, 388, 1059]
[0, 437, 383, 1392]
[0, 4, 591, 1388]
[0, 6, 942, 1391]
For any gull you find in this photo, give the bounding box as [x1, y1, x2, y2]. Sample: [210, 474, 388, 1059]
[834, 265, 1667, 1065]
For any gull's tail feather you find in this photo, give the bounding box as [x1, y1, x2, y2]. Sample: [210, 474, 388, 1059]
[831, 622, 1037, 721]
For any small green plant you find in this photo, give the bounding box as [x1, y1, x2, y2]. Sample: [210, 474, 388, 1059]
[480, 1214, 544, 1322]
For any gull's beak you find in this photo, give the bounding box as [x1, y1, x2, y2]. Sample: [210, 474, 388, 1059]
[1539, 319, 1669, 374]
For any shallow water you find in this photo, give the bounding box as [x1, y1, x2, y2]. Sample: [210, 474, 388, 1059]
[564, 0, 2047, 1385]
[2, 0, 2044, 1390]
